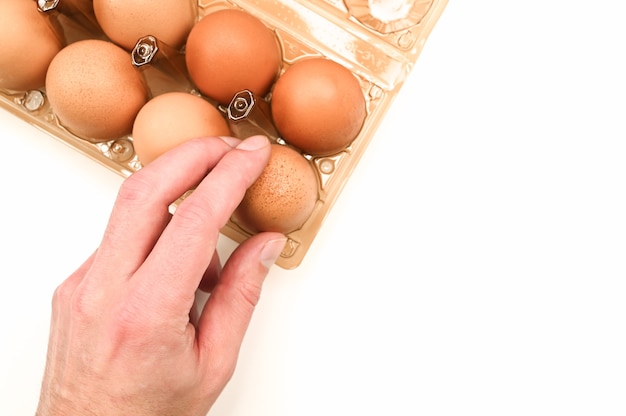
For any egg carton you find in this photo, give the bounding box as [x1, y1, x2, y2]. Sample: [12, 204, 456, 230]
[0, 0, 447, 269]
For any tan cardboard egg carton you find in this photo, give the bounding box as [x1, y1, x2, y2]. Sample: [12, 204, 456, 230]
[0, 0, 447, 269]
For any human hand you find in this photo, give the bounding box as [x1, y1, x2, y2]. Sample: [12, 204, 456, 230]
[36, 135, 286, 416]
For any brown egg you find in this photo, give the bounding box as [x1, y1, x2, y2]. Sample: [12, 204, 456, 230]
[271, 57, 367, 156]
[93, 0, 197, 51]
[0, 0, 64, 91]
[233, 144, 318, 234]
[132, 92, 231, 166]
[185, 9, 281, 105]
[45, 39, 149, 141]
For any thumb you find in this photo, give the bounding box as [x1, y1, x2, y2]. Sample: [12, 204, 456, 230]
[196, 232, 286, 375]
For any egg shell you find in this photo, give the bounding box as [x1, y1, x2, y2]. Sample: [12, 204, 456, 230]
[0, 0, 64, 91]
[233, 143, 318, 234]
[45, 39, 149, 141]
[132, 92, 231, 166]
[271, 57, 367, 156]
[185, 9, 281, 105]
[93, 0, 197, 51]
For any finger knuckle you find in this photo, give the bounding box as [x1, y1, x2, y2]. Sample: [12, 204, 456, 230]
[236, 279, 262, 309]
[66, 284, 99, 323]
[51, 280, 73, 309]
[110, 299, 147, 338]
[175, 197, 222, 232]
[116, 172, 157, 207]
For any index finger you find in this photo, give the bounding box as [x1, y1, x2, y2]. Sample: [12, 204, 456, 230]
[135, 135, 272, 309]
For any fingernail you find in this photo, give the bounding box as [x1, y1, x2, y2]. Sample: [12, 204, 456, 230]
[236, 135, 269, 151]
[218, 136, 241, 147]
[260, 237, 287, 269]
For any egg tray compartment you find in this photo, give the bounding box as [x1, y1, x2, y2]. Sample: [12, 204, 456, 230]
[0, 0, 447, 269]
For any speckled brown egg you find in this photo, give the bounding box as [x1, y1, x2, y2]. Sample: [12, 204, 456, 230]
[93, 0, 197, 51]
[0, 0, 64, 91]
[233, 144, 318, 234]
[185, 9, 281, 105]
[45, 39, 149, 141]
[271, 57, 367, 156]
[132, 92, 231, 166]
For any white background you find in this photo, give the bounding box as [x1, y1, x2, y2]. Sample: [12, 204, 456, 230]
[1, 1, 625, 415]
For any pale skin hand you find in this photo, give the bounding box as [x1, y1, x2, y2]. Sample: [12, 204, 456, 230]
[36, 135, 286, 416]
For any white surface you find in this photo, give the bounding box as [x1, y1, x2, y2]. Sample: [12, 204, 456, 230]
[2, 1, 626, 415]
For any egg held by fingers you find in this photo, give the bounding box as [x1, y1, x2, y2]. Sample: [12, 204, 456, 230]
[233, 144, 318, 234]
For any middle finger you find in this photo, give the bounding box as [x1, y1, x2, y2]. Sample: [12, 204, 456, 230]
[87, 136, 239, 283]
